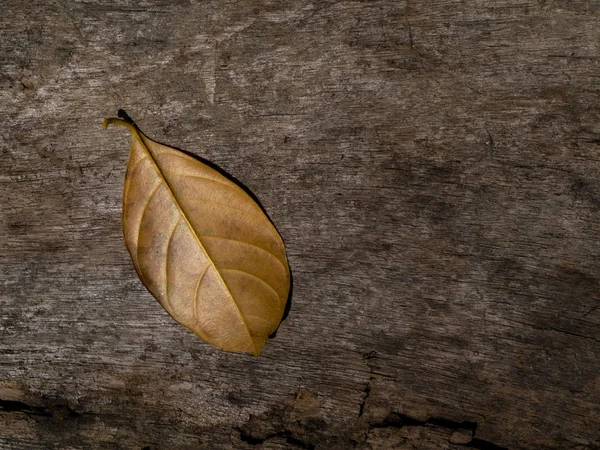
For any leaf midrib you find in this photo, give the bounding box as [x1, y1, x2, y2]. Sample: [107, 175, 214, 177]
[134, 132, 257, 354]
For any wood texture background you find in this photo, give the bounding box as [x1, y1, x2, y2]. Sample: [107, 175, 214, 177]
[1, 1, 599, 449]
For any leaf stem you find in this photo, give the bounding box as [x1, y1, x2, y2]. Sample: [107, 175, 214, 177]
[103, 110, 144, 142]
[102, 117, 137, 131]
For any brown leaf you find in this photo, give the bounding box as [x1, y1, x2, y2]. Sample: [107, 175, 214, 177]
[103, 113, 290, 355]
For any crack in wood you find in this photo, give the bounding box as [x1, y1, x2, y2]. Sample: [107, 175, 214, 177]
[0, 398, 80, 421]
[369, 412, 508, 450]
[238, 428, 315, 450]
[359, 351, 508, 450]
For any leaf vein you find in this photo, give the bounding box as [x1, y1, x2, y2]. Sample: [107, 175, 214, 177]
[193, 264, 210, 324]
[134, 181, 162, 266]
[129, 153, 149, 177]
[221, 268, 281, 305]
[201, 235, 287, 273]
[163, 217, 180, 315]
[171, 169, 233, 189]
[187, 198, 262, 218]
[245, 314, 271, 326]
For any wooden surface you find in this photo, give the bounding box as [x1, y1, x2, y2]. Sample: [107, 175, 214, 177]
[1, 1, 599, 449]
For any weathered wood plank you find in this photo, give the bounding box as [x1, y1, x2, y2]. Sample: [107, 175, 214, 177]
[1, 1, 599, 449]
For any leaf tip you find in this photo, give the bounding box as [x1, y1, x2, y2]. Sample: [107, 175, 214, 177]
[250, 336, 267, 356]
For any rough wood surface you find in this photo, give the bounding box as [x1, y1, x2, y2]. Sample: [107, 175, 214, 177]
[1, 1, 599, 449]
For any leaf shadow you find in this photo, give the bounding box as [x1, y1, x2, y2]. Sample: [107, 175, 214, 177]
[116, 110, 293, 339]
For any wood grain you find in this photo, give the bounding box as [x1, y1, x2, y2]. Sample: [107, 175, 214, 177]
[1, 1, 599, 449]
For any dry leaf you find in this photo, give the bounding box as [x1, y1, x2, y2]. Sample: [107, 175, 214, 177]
[103, 111, 290, 355]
